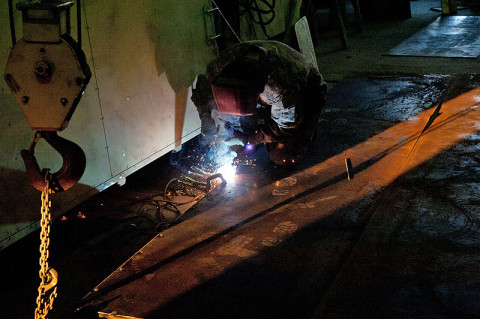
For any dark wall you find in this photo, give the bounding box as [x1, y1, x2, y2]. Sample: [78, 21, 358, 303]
[359, 0, 411, 21]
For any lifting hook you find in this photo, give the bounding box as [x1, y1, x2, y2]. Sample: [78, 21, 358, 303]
[21, 131, 86, 193]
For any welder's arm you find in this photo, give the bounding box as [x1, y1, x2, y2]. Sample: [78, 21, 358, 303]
[191, 75, 218, 138]
[260, 67, 327, 146]
[229, 128, 273, 146]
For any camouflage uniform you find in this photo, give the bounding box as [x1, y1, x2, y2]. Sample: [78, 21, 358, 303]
[192, 40, 327, 166]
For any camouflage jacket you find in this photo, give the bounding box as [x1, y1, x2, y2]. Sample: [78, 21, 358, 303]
[192, 40, 327, 146]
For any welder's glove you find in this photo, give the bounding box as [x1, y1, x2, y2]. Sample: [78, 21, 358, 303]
[224, 137, 245, 147]
[247, 130, 267, 145]
[200, 115, 219, 139]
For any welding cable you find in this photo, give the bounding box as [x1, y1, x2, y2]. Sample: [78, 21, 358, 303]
[240, 0, 276, 39]
[211, 0, 242, 42]
[134, 196, 196, 231]
[135, 199, 179, 231]
[160, 176, 217, 206]
[163, 178, 180, 201]
[108, 174, 218, 233]
[163, 178, 207, 203]
[136, 176, 212, 230]
[105, 175, 213, 214]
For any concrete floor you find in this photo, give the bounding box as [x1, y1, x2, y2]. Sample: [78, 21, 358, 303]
[316, 0, 480, 83]
[1, 1, 480, 318]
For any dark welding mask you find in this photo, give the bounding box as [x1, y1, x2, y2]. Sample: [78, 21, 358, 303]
[210, 54, 266, 116]
[211, 79, 260, 116]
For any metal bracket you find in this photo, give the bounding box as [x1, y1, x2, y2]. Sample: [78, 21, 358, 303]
[8, 0, 83, 48]
[204, 5, 222, 46]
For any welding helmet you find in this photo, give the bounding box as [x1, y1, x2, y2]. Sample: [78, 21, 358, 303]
[211, 54, 266, 116]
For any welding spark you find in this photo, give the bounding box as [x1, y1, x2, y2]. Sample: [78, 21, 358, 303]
[245, 143, 254, 151]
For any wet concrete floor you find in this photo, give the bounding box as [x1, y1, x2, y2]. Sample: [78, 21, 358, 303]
[70, 74, 480, 318]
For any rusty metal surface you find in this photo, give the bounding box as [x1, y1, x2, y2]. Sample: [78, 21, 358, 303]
[388, 16, 480, 58]
[76, 75, 480, 318]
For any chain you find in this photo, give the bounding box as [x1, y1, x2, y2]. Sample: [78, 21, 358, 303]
[34, 173, 58, 319]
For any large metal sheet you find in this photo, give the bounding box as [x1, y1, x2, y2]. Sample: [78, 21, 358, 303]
[0, 0, 216, 249]
[77, 76, 480, 318]
[388, 16, 480, 58]
[295, 16, 318, 69]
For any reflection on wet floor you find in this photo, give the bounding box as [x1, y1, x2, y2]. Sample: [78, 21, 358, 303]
[388, 16, 480, 58]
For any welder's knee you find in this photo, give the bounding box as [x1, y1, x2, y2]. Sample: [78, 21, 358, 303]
[266, 142, 307, 166]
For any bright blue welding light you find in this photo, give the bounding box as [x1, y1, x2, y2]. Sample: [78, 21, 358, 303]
[245, 143, 254, 151]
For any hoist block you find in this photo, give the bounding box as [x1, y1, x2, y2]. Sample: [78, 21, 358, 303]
[4, 37, 90, 131]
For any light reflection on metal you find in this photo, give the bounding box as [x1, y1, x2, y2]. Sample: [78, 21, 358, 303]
[345, 158, 353, 180]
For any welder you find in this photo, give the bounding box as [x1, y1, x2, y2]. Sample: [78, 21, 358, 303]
[191, 40, 327, 166]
